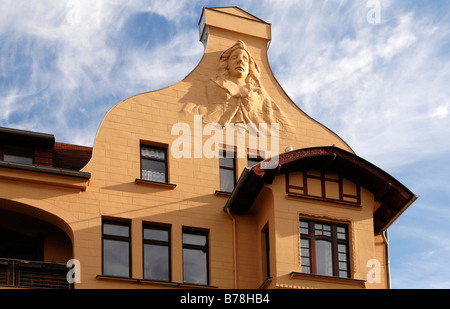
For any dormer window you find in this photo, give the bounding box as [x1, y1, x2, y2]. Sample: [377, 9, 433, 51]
[2, 145, 33, 165]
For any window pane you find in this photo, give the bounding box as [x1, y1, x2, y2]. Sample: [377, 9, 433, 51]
[144, 228, 169, 242]
[183, 248, 207, 285]
[142, 159, 166, 182]
[339, 262, 348, 271]
[338, 253, 347, 261]
[144, 243, 169, 281]
[300, 238, 310, 249]
[337, 226, 347, 239]
[183, 233, 207, 246]
[315, 240, 333, 276]
[337, 226, 346, 234]
[300, 227, 309, 234]
[219, 155, 234, 168]
[103, 239, 129, 277]
[323, 224, 331, 236]
[3, 146, 33, 165]
[339, 270, 349, 278]
[220, 168, 234, 192]
[337, 233, 346, 240]
[314, 223, 331, 236]
[3, 154, 33, 164]
[301, 257, 310, 266]
[300, 221, 308, 228]
[141, 146, 165, 160]
[103, 223, 129, 237]
[300, 221, 309, 235]
[302, 266, 311, 273]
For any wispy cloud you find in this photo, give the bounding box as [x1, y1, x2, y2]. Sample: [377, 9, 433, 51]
[253, 0, 450, 171]
[0, 0, 202, 145]
[1, 0, 449, 289]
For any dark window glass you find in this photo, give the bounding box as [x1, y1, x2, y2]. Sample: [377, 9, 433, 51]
[247, 156, 263, 168]
[141, 145, 167, 183]
[143, 225, 170, 281]
[103, 223, 129, 237]
[102, 220, 131, 277]
[261, 224, 270, 278]
[2, 146, 33, 165]
[182, 229, 208, 285]
[219, 152, 235, 192]
[300, 219, 350, 278]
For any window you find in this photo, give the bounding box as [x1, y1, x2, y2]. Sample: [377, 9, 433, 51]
[141, 144, 168, 183]
[286, 171, 361, 206]
[300, 219, 349, 278]
[182, 228, 209, 285]
[102, 220, 131, 277]
[2, 145, 33, 165]
[219, 151, 235, 193]
[261, 224, 270, 278]
[247, 155, 263, 168]
[143, 224, 171, 281]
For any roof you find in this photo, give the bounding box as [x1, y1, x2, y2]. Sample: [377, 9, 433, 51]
[53, 142, 92, 171]
[0, 126, 92, 172]
[0, 126, 55, 148]
[204, 6, 269, 24]
[224, 146, 417, 233]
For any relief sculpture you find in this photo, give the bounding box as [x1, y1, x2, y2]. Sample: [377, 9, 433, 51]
[184, 40, 290, 134]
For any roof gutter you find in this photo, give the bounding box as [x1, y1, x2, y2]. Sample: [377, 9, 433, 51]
[0, 126, 55, 147]
[0, 160, 91, 179]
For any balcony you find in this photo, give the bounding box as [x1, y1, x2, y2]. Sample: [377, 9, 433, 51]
[0, 258, 73, 289]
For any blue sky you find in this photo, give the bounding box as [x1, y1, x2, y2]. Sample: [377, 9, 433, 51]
[1, 0, 449, 288]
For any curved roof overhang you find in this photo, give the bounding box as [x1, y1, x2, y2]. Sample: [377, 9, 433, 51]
[224, 146, 417, 234]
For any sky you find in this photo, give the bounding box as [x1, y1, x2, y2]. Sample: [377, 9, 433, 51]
[1, 0, 449, 289]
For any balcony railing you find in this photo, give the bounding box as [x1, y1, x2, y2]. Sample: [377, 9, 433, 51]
[0, 258, 73, 289]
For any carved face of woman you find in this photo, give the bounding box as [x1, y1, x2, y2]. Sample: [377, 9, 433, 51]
[227, 48, 250, 80]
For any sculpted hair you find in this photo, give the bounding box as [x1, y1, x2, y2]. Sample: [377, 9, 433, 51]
[218, 40, 261, 85]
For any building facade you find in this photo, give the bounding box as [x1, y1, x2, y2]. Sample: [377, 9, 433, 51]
[0, 7, 416, 289]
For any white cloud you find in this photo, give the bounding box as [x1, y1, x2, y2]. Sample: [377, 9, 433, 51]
[121, 29, 203, 91]
[1, 0, 450, 289]
[0, 0, 200, 145]
[252, 1, 450, 171]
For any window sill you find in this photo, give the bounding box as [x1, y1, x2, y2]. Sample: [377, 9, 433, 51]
[96, 275, 217, 288]
[215, 190, 232, 197]
[135, 178, 177, 189]
[289, 272, 366, 289]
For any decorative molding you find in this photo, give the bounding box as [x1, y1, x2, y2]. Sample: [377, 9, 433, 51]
[0, 163, 90, 191]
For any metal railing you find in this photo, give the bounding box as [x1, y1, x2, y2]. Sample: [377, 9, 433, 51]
[0, 258, 73, 289]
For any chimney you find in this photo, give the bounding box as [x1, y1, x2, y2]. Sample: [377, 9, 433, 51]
[198, 7, 271, 52]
